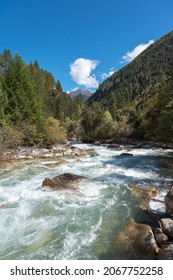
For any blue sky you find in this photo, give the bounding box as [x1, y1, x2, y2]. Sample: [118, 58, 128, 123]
[0, 0, 173, 92]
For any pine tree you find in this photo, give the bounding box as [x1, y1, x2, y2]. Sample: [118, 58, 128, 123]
[56, 80, 63, 93]
[0, 82, 8, 124]
[4, 54, 43, 125]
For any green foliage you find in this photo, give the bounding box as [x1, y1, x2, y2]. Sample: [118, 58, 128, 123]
[56, 92, 81, 121]
[56, 80, 63, 93]
[80, 104, 117, 140]
[103, 110, 113, 124]
[154, 64, 173, 141]
[45, 117, 66, 144]
[0, 124, 23, 150]
[0, 49, 88, 148]
[0, 52, 58, 148]
[80, 104, 103, 140]
[4, 54, 43, 125]
[89, 31, 173, 113]
[0, 49, 12, 80]
[63, 118, 81, 140]
[29, 60, 57, 117]
[0, 82, 8, 123]
[87, 31, 173, 142]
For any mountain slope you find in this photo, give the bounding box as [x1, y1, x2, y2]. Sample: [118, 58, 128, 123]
[69, 89, 93, 101]
[88, 30, 173, 109]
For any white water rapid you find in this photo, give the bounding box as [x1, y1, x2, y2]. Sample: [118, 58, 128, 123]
[0, 142, 173, 259]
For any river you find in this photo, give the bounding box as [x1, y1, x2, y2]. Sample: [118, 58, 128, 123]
[0, 142, 173, 260]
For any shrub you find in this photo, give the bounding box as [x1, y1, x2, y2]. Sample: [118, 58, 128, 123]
[45, 117, 67, 144]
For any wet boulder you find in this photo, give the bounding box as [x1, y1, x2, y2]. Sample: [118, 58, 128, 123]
[94, 141, 101, 146]
[85, 148, 98, 156]
[70, 147, 87, 157]
[0, 203, 6, 208]
[119, 153, 134, 157]
[43, 159, 69, 168]
[55, 173, 85, 182]
[128, 183, 157, 198]
[42, 173, 85, 192]
[155, 228, 168, 245]
[158, 243, 173, 260]
[116, 218, 159, 258]
[160, 218, 173, 238]
[42, 177, 66, 190]
[165, 186, 173, 216]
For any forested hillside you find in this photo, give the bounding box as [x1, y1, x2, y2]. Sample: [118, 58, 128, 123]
[88, 31, 173, 109]
[85, 30, 173, 142]
[0, 50, 84, 151]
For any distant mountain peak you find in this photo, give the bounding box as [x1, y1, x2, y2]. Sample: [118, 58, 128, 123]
[69, 89, 93, 101]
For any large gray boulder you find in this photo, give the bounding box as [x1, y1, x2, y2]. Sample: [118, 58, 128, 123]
[165, 186, 173, 215]
[160, 218, 173, 238]
[154, 228, 168, 245]
[158, 243, 173, 260]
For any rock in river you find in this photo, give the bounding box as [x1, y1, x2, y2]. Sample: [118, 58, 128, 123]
[165, 186, 173, 216]
[160, 218, 173, 238]
[42, 173, 85, 194]
[128, 183, 157, 198]
[158, 243, 173, 260]
[116, 218, 159, 258]
[154, 228, 168, 245]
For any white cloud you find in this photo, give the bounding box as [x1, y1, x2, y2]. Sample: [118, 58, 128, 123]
[101, 70, 115, 80]
[70, 58, 100, 89]
[121, 39, 154, 63]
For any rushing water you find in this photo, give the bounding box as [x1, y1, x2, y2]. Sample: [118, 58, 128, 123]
[0, 142, 173, 260]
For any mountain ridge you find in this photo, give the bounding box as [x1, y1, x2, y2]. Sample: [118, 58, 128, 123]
[88, 30, 173, 109]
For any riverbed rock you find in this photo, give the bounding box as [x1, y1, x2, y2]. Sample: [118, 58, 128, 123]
[43, 159, 69, 168]
[42, 173, 85, 192]
[107, 144, 126, 150]
[165, 186, 173, 216]
[154, 228, 168, 245]
[55, 173, 85, 182]
[0, 203, 6, 208]
[155, 233, 168, 245]
[119, 153, 134, 157]
[116, 218, 159, 258]
[160, 218, 173, 238]
[42, 178, 65, 189]
[0, 144, 87, 162]
[85, 148, 97, 155]
[94, 141, 101, 145]
[128, 183, 157, 198]
[70, 146, 87, 157]
[158, 243, 173, 260]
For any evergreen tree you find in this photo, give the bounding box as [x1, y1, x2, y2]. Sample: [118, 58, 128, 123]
[81, 103, 104, 140]
[0, 49, 12, 77]
[4, 54, 43, 125]
[0, 82, 8, 124]
[29, 61, 57, 117]
[56, 80, 63, 93]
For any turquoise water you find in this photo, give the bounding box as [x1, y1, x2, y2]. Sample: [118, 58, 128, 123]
[0, 143, 173, 260]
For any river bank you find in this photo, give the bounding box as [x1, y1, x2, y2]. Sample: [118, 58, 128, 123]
[1, 139, 173, 164]
[0, 143, 88, 165]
